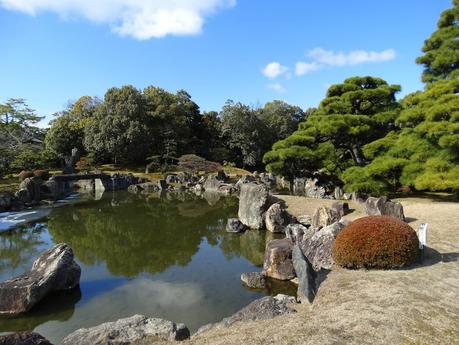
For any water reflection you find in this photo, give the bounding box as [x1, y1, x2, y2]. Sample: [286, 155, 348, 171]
[0, 191, 293, 343]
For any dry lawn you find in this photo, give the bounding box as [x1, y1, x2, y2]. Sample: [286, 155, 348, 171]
[143, 196, 459, 345]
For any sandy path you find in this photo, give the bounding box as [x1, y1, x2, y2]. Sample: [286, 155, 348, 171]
[143, 197, 459, 345]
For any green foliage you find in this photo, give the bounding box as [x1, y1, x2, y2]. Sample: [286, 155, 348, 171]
[45, 96, 100, 158]
[264, 76, 400, 185]
[332, 216, 419, 269]
[416, 0, 459, 83]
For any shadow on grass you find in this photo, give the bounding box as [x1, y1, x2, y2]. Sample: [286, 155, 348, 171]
[405, 246, 459, 270]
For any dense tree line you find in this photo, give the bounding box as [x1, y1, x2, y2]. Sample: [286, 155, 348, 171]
[2, 0, 456, 197]
[265, 0, 458, 195]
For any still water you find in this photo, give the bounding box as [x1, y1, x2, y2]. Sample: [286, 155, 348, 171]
[0, 191, 293, 343]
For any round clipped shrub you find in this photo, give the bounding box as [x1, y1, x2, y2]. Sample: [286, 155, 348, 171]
[18, 170, 34, 181]
[33, 170, 51, 180]
[332, 216, 419, 269]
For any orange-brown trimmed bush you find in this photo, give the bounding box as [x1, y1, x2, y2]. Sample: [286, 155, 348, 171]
[332, 216, 419, 269]
[33, 170, 50, 180]
[18, 170, 34, 181]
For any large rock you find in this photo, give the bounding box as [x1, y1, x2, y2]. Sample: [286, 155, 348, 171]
[0, 193, 13, 213]
[264, 203, 288, 233]
[365, 196, 405, 221]
[330, 201, 349, 219]
[301, 220, 348, 270]
[235, 175, 256, 190]
[292, 245, 315, 303]
[304, 178, 326, 199]
[157, 179, 168, 190]
[196, 294, 296, 335]
[334, 186, 344, 200]
[238, 183, 271, 229]
[297, 215, 312, 227]
[61, 315, 190, 345]
[240, 272, 266, 289]
[203, 175, 223, 192]
[285, 223, 309, 245]
[0, 244, 81, 315]
[262, 239, 295, 280]
[0, 332, 53, 345]
[15, 177, 42, 204]
[311, 206, 339, 229]
[226, 218, 246, 233]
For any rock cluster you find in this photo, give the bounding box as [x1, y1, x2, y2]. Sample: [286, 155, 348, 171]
[0, 332, 54, 345]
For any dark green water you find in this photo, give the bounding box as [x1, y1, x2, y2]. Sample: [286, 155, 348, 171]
[0, 191, 294, 343]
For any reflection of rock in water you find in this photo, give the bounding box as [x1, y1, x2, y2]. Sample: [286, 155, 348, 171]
[239, 231, 267, 267]
[202, 192, 221, 206]
[0, 287, 81, 332]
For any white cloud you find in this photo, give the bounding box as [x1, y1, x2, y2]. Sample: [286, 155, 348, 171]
[0, 0, 235, 40]
[262, 62, 288, 79]
[307, 48, 396, 67]
[267, 82, 286, 93]
[295, 61, 321, 76]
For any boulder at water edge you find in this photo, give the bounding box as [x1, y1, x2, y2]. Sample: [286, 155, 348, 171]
[196, 294, 296, 335]
[226, 218, 246, 233]
[238, 183, 271, 230]
[0, 243, 81, 315]
[262, 238, 295, 280]
[240, 272, 266, 289]
[0, 332, 54, 345]
[62, 315, 190, 345]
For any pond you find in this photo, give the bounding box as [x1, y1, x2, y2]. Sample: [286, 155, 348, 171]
[0, 191, 294, 343]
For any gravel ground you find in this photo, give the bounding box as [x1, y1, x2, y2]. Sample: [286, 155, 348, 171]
[138, 197, 459, 345]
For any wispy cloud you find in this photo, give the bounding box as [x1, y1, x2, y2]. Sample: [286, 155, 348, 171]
[307, 48, 396, 67]
[0, 0, 236, 40]
[295, 61, 321, 76]
[267, 82, 286, 93]
[262, 62, 289, 79]
[265, 48, 396, 79]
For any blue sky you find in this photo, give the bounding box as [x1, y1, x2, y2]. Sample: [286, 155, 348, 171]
[0, 0, 452, 126]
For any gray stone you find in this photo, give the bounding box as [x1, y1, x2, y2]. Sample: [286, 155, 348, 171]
[311, 206, 339, 229]
[265, 203, 287, 233]
[285, 223, 308, 244]
[334, 186, 344, 200]
[301, 220, 347, 271]
[262, 238, 295, 280]
[238, 183, 271, 229]
[226, 218, 246, 233]
[240, 272, 266, 289]
[0, 332, 54, 345]
[352, 191, 368, 203]
[165, 175, 176, 184]
[365, 196, 405, 221]
[343, 193, 352, 200]
[297, 215, 312, 227]
[292, 245, 315, 303]
[234, 175, 256, 190]
[330, 201, 349, 219]
[304, 178, 326, 199]
[61, 315, 190, 345]
[0, 244, 81, 315]
[196, 294, 296, 335]
[203, 175, 223, 192]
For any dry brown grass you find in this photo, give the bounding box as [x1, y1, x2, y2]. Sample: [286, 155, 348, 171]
[144, 196, 459, 345]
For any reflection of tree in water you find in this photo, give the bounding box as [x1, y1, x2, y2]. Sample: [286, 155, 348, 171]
[47, 192, 239, 277]
[0, 226, 48, 276]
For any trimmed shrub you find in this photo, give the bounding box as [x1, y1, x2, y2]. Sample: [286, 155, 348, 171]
[18, 170, 34, 181]
[332, 216, 419, 269]
[33, 170, 51, 180]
